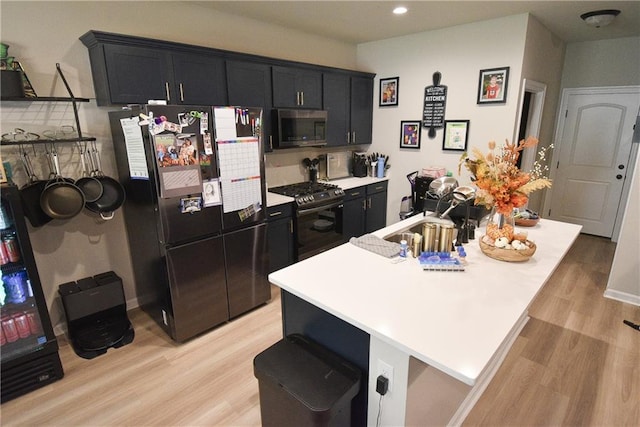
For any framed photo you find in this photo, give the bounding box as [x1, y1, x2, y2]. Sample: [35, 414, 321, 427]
[442, 120, 470, 151]
[477, 67, 509, 104]
[400, 120, 421, 149]
[379, 77, 399, 107]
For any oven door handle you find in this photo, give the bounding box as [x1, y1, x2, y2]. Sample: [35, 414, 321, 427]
[296, 200, 344, 217]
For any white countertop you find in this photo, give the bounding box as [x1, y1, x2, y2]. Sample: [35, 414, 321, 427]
[266, 176, 388, 207]
[268, 214, 582, 385]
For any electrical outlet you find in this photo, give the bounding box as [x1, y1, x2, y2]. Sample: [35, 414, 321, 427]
[377, 359, 394, 392]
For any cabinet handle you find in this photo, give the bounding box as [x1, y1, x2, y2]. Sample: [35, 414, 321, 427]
[362, 200, 366, 210]
[352, 131, 356, 144]
[269, 211, 283, 217]
[368, 197, 371, 209]
[346, 132, 351, 144]
[269, 135, 273, 150]
[289, 219, 294, 234]
[165, 82, 171, 102]
[179, 83, 185, 102]
[300, 91, 304, 105]
[350, 191, 361, 196]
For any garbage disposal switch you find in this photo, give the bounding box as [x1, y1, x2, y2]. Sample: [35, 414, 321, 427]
[254, 334, 361, 427]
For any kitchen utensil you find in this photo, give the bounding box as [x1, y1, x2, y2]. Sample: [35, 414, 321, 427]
[74, 142, 103, 203]
[39, 145, 85, 219]
[18, 145, 53, 227]
[428, 176, 458, 198]
[84, 141, 125, 220]
[438, 186, 475, 218]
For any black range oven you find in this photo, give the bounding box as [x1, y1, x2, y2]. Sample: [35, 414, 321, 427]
[269, 182, 345, 261]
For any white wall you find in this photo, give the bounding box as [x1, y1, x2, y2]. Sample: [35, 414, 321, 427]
[0, 1, 358, 332]
[357, 14, 529, 224]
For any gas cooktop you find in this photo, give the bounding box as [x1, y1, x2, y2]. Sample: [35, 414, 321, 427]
[270, 181, 344, 210]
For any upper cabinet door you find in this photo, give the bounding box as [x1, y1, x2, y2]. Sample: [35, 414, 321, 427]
[272, 66, 322, 109]
[171, 53, 227, 106]
[103, 44, 173, 105]
[350, 76, 374, 145]
[226, 60, 273, 151]
[323, 72, 350, 146]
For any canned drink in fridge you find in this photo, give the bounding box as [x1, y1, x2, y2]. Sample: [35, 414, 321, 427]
[1, 315, 19, 343]
[26, 309, 42, 335]
[12, 312, 31, 339]
[3, 234, 20, 263]
[0, 241, 8, 265]
[0, 323, 6, 345]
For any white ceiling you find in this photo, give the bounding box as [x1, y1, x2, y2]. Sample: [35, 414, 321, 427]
[193, 1, 640, 45]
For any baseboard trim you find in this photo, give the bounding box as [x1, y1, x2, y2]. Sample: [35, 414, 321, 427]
[603, 289, 640, 306]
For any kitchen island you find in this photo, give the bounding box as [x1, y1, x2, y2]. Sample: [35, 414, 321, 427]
[268, 213, 582, 426]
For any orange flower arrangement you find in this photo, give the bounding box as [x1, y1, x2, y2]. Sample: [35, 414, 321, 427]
[459, 137, 552, 216]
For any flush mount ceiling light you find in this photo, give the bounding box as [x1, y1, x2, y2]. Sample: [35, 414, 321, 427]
[393, 6, 408, 15]
[580, 9, 621, 28]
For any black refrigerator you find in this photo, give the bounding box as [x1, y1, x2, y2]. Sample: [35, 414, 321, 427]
[1, 183, 63, 402]
[108, 105, 270, 342]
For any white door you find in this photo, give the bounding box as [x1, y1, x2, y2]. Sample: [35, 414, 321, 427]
[547, 87, 640, 237]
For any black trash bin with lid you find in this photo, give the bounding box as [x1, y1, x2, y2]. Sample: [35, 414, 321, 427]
[254, 334, 361, 427]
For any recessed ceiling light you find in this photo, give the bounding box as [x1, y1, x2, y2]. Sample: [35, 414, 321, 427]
[393, 6, 408, 15]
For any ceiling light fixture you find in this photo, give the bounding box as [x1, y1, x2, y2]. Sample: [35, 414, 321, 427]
[393, 6, 408, 15]
[580, 9, 621, 28]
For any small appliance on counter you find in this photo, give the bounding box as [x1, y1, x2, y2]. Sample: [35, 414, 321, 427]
[352, 152, 368, 177]
[325, 151, 351, 180]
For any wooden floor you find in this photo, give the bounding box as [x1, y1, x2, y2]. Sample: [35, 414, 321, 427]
[2, 234, 639, 426]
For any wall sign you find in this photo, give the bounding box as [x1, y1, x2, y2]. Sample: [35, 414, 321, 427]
[422, 72, 447, 139]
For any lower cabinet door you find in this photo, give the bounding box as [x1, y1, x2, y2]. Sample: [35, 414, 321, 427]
[166, 235, 229, 342]
[224, 223, 271, 318]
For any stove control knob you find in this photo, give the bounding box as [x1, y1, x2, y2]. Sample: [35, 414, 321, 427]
[309, 195, 315, 201]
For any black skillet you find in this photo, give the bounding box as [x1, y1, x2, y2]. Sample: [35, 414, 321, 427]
[84, 141, 125, 220]
[39, 145, 85, 220]
[74, 142, 103, 204]
[18, 145, 53, 227]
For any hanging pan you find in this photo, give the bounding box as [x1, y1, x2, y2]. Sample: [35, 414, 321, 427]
[39, 144, 85, 219]
[74, 142, 103, 203]
[84, 141, 125, 220]
[18, 145, 53, 227]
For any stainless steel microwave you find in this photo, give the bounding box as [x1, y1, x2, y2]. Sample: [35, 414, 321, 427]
[274, 109, 328, 148]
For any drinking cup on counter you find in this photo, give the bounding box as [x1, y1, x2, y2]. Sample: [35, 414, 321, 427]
[422, 223, 437, 252]
[439, 224, 454, 252]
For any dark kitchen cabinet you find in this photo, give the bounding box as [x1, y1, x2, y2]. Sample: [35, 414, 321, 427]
[350, 76, 374, 146]
[101, 44, 173, 105]
[340, 181, 387, 239]
[365, 181, 388, 233]
[340, 186, 366, 240]
[272, 66, 322, 109]
[267, 203, 296, 272]
[323, 72, 374, 146]
[81, 32, 227, 106]
[171, 53, 227, 105]
[226, 60, 274, 152]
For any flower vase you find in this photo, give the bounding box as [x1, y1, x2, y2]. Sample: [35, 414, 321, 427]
[485, 208, 515, 243]
[480, 208, 536, 262]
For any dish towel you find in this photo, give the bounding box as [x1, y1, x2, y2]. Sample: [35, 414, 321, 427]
[349, 234, 401, 258]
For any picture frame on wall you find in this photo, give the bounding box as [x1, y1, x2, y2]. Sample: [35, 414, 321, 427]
[477, 67, 509, 104]
[442, 120, 470, 151]
[379, 77, 399, 106]
[400, 120, 421, 149]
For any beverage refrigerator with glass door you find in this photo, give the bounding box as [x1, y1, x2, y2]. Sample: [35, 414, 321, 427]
[1, 183, 64, 403]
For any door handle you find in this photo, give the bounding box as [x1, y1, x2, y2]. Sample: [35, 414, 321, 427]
[616, 174, 623, 180]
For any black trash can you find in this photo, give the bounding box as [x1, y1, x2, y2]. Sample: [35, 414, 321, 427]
[254, 334, 361, 427]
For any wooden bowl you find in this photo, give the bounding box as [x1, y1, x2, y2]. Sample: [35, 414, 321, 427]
[515, 217, 540, 227]
[479, 236, 536, 262]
